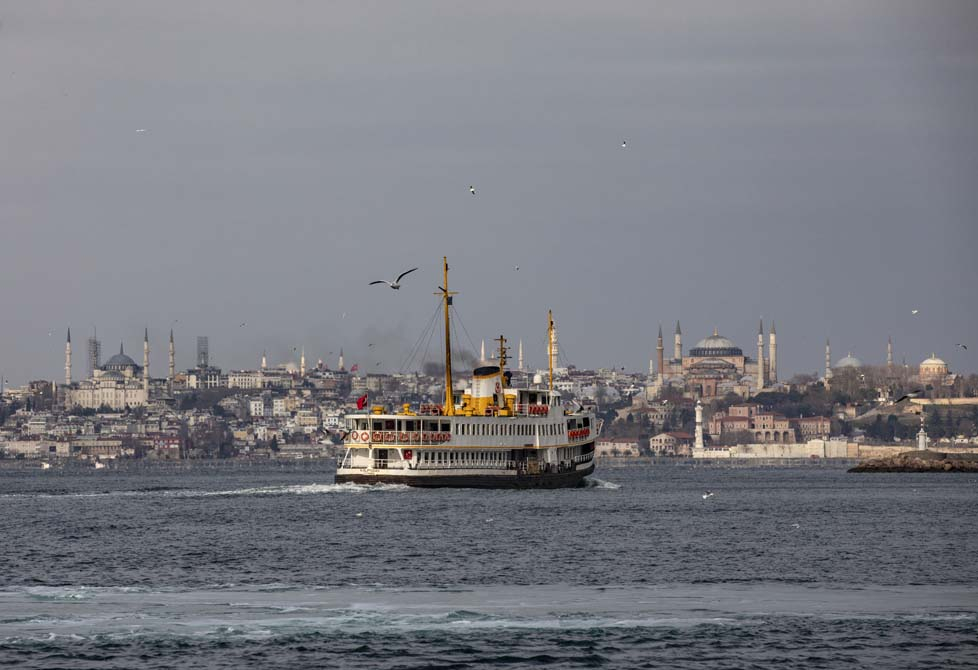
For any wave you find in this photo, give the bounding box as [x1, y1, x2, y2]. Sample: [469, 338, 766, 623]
[583, 478, 621, 489]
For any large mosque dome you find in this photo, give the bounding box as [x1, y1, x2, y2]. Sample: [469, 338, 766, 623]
[834, 353, 862, 368]
[102, 344, 139, 372]
[689, 329, 743, 357]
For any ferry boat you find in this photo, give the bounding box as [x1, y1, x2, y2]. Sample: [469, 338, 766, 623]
[335, 258, 598, 489]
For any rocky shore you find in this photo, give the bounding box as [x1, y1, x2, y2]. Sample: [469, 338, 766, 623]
[849, 450, 978, 473]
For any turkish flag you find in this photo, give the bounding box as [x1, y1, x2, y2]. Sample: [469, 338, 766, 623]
[356, 394, 368, 410]
[350, 364, 359, 373]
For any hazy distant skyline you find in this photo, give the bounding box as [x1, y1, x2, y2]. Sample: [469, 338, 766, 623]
[2, 1, 977, 385]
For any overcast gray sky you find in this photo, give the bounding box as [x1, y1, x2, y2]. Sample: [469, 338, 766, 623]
[2, 1, 976, 385]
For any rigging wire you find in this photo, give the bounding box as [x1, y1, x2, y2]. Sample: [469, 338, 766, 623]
[398, 302, 442, 373]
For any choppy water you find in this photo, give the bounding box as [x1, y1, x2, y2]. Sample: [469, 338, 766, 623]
[1, 463, 975, 668]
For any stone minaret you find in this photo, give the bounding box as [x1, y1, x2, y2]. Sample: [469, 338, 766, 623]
[694, 400, 704, 450]
[518, 340, 524, 371]
[300, 347, 306, 376]
[168, 329, 175, 394]
[261, 350, 267, 370]
[143, 328, 150, 394]
[480, 339, 486, 363]
[338, 349, 345, 371]
[550, 322, 559, 360]
[887, 336, 893, 370]
[769, 321, 777, 384]
[756, 319, 765, 391]
[674, 321, 682, 361]
[825, 339, 833, 382]
[656, 325, 665, 384]
[65, 328, 72, 385]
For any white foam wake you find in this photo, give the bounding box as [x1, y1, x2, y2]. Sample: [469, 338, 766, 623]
[584, 478, 621, 490]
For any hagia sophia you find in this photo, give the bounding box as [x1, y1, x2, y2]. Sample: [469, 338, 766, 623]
[648, 320, 778, 399]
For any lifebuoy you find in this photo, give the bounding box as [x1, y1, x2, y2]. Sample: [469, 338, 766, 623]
[443, 432, 451, 441]
[384, 431, 395, 442]
[371, 431, 381, 442]
[400, 432, 409, 442]
[411, 432, 420, 442]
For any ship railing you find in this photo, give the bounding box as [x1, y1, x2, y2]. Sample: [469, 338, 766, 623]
[572, 452, 594, 465]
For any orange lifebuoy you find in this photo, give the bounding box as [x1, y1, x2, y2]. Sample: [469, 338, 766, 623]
[443, 432, 451, 441]
[400, 432, 408, 442]
[411, 432, 420, 442]
[384, 431, 395, 442]
[371, 431, 381, 442]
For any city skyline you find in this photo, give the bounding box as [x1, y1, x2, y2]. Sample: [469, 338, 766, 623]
[2, 2, 976, 384]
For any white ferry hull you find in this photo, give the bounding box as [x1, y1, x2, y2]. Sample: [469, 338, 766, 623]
[336, 461, 594, 489]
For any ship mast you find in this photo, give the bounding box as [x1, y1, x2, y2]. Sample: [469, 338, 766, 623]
[439, 257, 457, 416]
[496, 335, 508, 389]
[548, 310, 554, 392]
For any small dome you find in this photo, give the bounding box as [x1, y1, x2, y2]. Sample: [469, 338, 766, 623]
[100, 370, 124, 380]
[835, 353, 862, 368]
[921, 354, 946, 366]
[689, 328, 743, 358]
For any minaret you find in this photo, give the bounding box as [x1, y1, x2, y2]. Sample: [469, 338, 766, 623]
[656, 325, 665, 384]
[825, 339, 833, 382]
[142, 327, 150, 394]
[300, 347, 306, 376]
[338, 349, 345, 371]
[694, 400, 704, 450]
[480, 339, 486, 363]
[168, 329, 175, 394]
[65, 328, 72, 385]
[674, 321, 682, 361]
[518, 340, 524, 372]
[769, 321, 777, 384]
[887, 336, 893, 370]
[550, 322, 559, 360]
[261, 350, 267, 371]
[756, 319, 765, 391]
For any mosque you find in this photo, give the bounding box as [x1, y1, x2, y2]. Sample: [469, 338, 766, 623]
[648, 320, 777, 400]
[823, 337, 954, 389]
[61, 328, 175, 410]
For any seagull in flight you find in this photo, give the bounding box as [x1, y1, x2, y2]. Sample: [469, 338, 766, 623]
[239, 322, 246, 327]
[956, 343, 968, 350]
[702, 491, 714, 500]
[135, 128, 148, 133]
[911, 309, 919, 315]
[894, 389, 924, 403]
[370, 268, 418, 290]
[469, 185, 476, 195]
[621, 140, 627, 148]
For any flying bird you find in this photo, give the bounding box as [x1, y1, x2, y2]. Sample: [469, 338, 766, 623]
[621, 140, 627, 148]
[514, 265, 519, 271]
[894, 390, 924, 403]
[956, 343, 968, 350]
[239, 322, 246, 327]
[702, 491, 714, 500]
[911, 309, 919, 315]
[369, 268, 418, 290]
[469, 185, 476, 195]
[368, 343, 375, 348]
[135, 128, 148, 133]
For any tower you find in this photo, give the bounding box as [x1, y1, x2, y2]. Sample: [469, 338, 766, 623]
[338, 349, 345, 371]
[196, 336, 209, 368]
[756, 319, 765, 391]
[261, 350, 267, 371]
[168, 329, 175, 393]
[887, 336, 893, 369]
[300, 347, 306, 376]
[518, 340, 524, 372]
[656, 324, 665, 384]
[143, 327, 150, 394]
[769, 321, 777, 384]
[480, 339, 486, 363]
[674, 321, 682, 361]
[550, 321, 559, 361]
[917, 412, 929, 450]
[825, 339, 833, 382]
[694, 400, 704, 450]
[64, 328, 72, 385]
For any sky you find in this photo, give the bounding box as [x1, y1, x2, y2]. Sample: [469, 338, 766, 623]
[1, 1, 977, 385]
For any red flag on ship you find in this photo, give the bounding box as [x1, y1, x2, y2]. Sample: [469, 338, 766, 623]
[356, 394, 368, 410]
[350, 364, 359, 373]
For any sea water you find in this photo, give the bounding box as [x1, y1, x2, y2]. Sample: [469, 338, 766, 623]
[0, 463, 975, 668]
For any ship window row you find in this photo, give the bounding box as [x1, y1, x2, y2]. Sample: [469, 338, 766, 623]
[455, 423, 565, 437]
[420, 450, 505, 464]
[352, 419, 451, 432]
